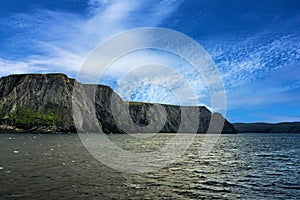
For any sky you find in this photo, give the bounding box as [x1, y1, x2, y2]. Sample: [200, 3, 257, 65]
[0, 0, 299, 123]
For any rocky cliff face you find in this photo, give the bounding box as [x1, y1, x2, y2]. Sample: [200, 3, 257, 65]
[0, 74, 75, 132]
[0, 74, 236, 133]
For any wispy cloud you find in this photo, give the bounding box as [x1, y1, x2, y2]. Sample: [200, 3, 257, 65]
[207, 34, 300, 90]
[201, 31, 300, 110]
[225, 63, 300, 109]
[0, 0, 183, 76]
[97, 48, 211, 106]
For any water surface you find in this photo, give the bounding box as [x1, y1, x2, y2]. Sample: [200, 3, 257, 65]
[0, 133, 299, 199]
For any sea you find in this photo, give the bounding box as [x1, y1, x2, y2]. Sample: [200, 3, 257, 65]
[0, 133, 299, 199]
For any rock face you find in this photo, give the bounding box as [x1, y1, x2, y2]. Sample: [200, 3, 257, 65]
[234, 122, 300, 133]
[0, 74, 236, 133]
[0, 74, 75, 132]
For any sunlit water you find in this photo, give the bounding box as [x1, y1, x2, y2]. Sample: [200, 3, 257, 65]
[0, 133, 299, 199]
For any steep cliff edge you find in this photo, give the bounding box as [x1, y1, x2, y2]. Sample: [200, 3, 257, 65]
[0, 74, 236, 133]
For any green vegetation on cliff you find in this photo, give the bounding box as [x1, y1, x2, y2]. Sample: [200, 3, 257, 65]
[13, 108, 63, 126]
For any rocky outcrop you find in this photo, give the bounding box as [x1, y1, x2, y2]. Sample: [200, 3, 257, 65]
[233, 122, 300, 133]
[0, 74, 75, 132]
[0, 73, 236, 133]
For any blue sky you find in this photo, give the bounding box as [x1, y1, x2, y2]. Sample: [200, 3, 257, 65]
[0, 0, 299, 123]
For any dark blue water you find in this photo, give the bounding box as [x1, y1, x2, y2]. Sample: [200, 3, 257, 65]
[0, 133, 299, 199]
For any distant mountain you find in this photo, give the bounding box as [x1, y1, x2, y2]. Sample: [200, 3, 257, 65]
[0, 73, 236, 133]
[233, 122, 300, 133]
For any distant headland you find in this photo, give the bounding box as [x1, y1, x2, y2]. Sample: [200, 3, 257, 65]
[233, 122, 300, 133]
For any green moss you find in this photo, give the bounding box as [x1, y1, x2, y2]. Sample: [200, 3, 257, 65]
[12, 108, 64, 127]
[0, 113, 6, 119]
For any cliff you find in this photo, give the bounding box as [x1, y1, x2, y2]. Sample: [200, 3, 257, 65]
[0, 73, 236, 133]
[234, 122, 300, 133]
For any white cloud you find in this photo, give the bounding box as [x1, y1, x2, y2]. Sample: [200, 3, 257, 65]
[207, 33, 300, 90]
[225, 63, 300, 109]
[98, 49, 211, 106]
[0, 0, 183, 77]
